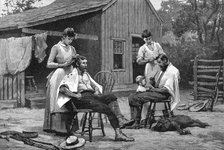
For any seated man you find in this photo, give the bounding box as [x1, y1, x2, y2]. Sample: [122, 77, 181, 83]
[57, 55, 134, 142]
[128, 54, 180, 128]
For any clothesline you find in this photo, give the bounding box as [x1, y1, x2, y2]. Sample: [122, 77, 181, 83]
[0, 32, 48, 76]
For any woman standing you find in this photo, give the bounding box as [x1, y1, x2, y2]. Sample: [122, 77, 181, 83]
[136, 29, 165, 124]
[43, 27, 78, 134]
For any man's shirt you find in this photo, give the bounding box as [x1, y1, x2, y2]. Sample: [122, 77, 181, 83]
[78, 72, 95, 92]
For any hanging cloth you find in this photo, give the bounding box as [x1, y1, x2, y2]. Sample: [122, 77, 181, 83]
[0, 39, 8, 75]
[5, 36, 32, 75]
[34, 33, 48, 63]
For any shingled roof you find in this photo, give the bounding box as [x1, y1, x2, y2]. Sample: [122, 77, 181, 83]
[0, 0, 112, 31]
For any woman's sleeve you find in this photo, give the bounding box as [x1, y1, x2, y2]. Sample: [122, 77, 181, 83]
[47, 45, 59, 68]
[136, 46, 145, 63]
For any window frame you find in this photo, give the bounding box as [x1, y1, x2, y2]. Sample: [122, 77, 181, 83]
[111, 38, 126, 72]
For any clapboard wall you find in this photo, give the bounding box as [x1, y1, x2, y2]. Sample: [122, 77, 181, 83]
[0, 72, 25, 106]
[101, 0, 162, 85]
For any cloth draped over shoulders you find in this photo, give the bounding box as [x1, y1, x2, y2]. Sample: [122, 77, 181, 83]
[57, 68, 103, 108]
[156, 63, 180, 111]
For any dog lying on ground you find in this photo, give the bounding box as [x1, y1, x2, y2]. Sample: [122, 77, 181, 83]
[152, 115, 209, 135]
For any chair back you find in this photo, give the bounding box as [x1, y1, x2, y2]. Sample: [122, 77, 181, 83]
[94, 71, 115, 94]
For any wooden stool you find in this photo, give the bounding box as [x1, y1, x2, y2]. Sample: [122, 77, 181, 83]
[25, 76, 38, 93]
[145, 100, 171, 129]
[78, 109, 105, 142]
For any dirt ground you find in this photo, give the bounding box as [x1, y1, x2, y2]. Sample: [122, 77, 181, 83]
[0, 89, 224, 150]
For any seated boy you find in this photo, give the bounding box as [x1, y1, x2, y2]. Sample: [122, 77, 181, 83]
[135, 75, 156, 127]
[135, 75, 155, 93]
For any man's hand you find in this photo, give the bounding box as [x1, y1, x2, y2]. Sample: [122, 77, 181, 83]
[60, 85, 82, 100]
[150, 87, 169, 94]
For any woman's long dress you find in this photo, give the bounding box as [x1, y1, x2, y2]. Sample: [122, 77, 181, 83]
[43, 41, 78, 133]
[137, 42, 165, 120]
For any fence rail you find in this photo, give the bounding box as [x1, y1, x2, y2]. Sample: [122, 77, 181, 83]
[193, 56, 224, 103]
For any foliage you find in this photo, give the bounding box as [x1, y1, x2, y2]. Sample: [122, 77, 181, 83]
[2, 0, 41, 15]
[157, 0, 185, 34]
[161, 31, 215, 86]
[173, 0, 222, 45]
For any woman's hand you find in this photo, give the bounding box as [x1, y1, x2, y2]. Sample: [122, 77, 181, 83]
[58, 59, 75, 67]
[58, 62, 69, 67]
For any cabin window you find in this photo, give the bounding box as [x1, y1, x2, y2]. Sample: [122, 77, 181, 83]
[113, 39, 125, 70]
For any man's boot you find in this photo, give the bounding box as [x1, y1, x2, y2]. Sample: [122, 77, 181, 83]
[108, 101, 134, 128]
[114, 128, 135, 142]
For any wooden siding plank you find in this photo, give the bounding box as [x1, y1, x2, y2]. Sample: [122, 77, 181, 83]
[12, 75, 18, 99]
[20, 72, 25, 107]
[101, 13, 106, 71]
[3, 76, 8, 100]
[17, 73, 22, 106]
[146, 1, 150, 29]
[8, 76, 12, 100]
[106, 8, 111, 71]
[123, 0, 131, 84]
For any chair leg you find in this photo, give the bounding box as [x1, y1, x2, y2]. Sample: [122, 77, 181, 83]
[149, 102, 156, 129]
[97, 113, 101, 127]
[99, 113, 105, 136]
[163, 102, 169, 118]
[88, 112, 93, 142]
[31, 78, 38, 93]
[167, 101, 172, 117]
[145, 102, 152, 128]
[104, 114, 108, 124]
[81, 113, 87, 136]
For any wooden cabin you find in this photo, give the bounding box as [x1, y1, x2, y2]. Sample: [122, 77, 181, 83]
[0, 0, 162, 107]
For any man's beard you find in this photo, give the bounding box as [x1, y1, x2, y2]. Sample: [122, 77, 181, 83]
[160, 64, 168, 72]
[80, 67, 87, 72]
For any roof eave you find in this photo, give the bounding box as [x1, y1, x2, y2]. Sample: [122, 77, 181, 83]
[102, 0, 118, 11]
[0, 26, 19, 31]
[145, 0, 164, 24]
[18, 6, 104, 29]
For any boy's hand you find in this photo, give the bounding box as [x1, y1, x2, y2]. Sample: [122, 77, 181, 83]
[73, 93, 82, 100]
[94, 90, 100, 95]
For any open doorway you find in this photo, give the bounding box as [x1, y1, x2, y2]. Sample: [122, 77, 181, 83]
[132, 36, 145, 83]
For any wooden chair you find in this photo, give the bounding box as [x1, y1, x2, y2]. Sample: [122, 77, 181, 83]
[78, 71, 115, 142]
[145, 99, 172, 129]
[94, 71, 115, 94]
[93, 71, 116, 124]
[25, 76, 38, 93]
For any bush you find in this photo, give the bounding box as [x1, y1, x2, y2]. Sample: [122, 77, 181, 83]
[161, 40, 216, 87]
